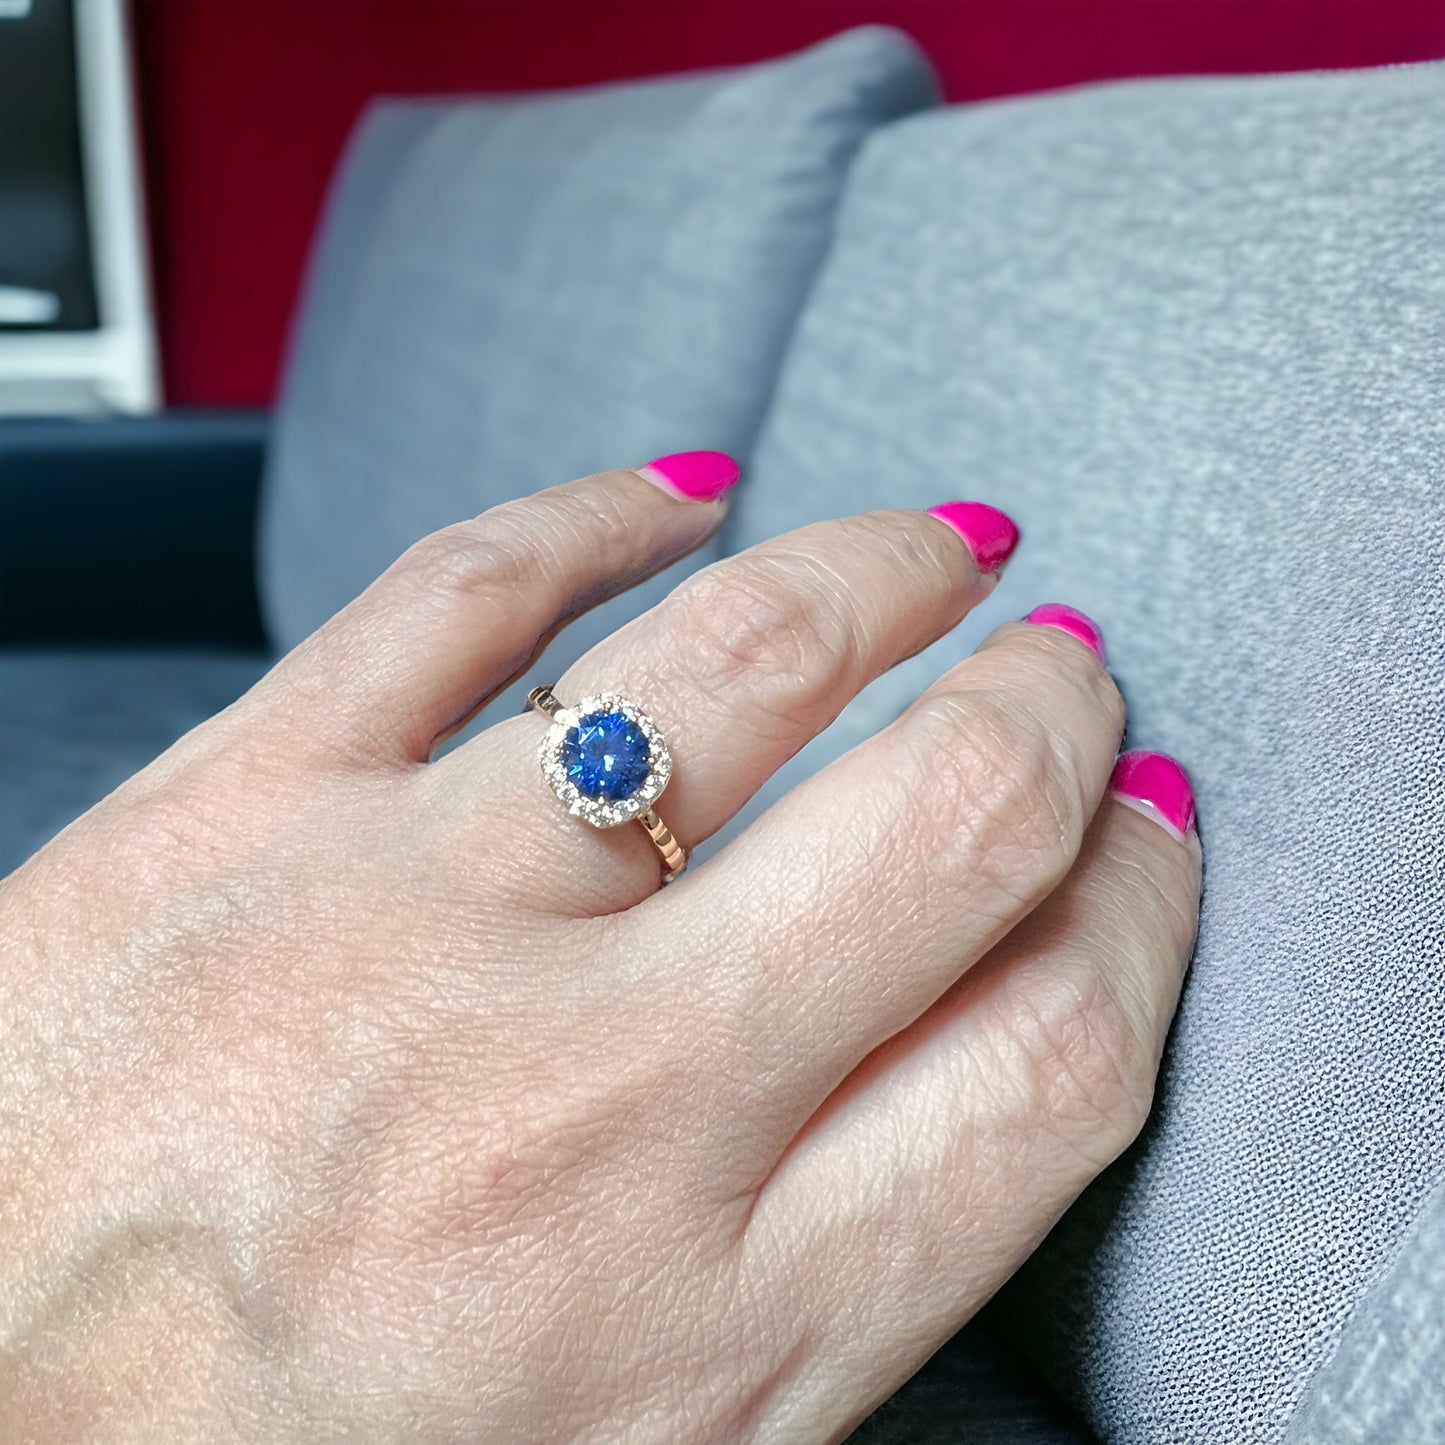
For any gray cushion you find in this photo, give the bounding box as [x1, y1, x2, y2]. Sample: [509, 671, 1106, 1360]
[724, 63, 1445, 1443]
[0, 650, 271, 875]
[259, 27, 938, 740]
[1286, 1179, 1445, 1443]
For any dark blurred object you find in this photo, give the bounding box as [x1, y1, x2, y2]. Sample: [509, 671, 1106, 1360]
[0, 411, 267, 647]
[0, 0, 98, 331]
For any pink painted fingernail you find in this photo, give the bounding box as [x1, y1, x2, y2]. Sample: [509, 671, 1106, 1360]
[636, 450, 741, 502]
[1110, 750, 1196, 840]
[1024, 603, 1107, 663]
[924, 501, 1020, 573]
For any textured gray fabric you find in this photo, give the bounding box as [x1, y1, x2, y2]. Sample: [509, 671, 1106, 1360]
[1286, 1180, 1445, 1443]
[259, 28, 938, 745]
[723, 63, 1445, 1444]
[0, 650, 271, 875]
[847, 1328, 1095, 1444]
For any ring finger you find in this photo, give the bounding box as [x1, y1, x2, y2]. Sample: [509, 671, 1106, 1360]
[433, 499, 1021, 915]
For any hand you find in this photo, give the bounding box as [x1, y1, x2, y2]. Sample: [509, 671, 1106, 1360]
[0, 454, 1200, 1442]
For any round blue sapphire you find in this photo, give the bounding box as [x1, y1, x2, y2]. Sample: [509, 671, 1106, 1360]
[561, 708, 652, 802]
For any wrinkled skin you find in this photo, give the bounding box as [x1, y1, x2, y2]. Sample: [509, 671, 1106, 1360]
[0, 468, 1200, 1442]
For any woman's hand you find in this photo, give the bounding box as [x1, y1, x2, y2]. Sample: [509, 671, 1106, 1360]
[0, 455, 1200, 1443]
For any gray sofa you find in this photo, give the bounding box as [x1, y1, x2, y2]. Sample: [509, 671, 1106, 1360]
[2, 29, 1441, 1443]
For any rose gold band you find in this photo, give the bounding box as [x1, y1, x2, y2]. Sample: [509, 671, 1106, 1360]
[638, 807, 687, 883]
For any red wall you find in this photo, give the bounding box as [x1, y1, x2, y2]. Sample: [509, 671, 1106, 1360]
[132, 1, 1445, 408]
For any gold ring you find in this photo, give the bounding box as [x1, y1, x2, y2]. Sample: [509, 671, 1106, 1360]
[527, 685, 687, 884]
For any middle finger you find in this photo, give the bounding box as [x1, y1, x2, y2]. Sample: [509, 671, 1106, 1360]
[655, 614, 1125, 1166]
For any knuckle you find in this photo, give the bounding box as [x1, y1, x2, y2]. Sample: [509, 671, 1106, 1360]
[392, 485, 648, 620]
[995, 624, 1127, 756]
[1086, 659, 1127, 739]
[396, 518, 542, 603]
[671, 556, 857, 695]
[396, 473, 655, 601]
[1123, 850, 1202, 968]
[827, 509, 938, 576]
[515, 482, 637, 566]
[1007, 967, 1158, 1162]
[907, 691, 1087, 906]
[1020, 628, 1126, 745]
[871, 1173, 953, 1300]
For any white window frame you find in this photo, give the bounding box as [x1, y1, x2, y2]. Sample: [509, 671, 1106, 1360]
[0, 0, 160, 415]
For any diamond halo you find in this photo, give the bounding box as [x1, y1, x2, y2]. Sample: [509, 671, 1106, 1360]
[537, 692, 673, 828]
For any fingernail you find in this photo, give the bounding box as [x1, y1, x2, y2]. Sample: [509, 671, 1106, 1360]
[925, 501, 1020, 574]
[1024, 603, 1107, 663]
[636, 450, 741, 502]
[1109, 750, 1196, 841]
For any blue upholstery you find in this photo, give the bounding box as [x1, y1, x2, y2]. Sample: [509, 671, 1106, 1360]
[0, 412, 270, 875]
[0, 650, 270, 874]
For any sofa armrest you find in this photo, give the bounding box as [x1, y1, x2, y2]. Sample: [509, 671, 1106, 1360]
[0, 411, 269, 649]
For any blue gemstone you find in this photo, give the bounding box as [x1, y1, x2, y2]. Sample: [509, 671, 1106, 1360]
[561, 708, 652, 802]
